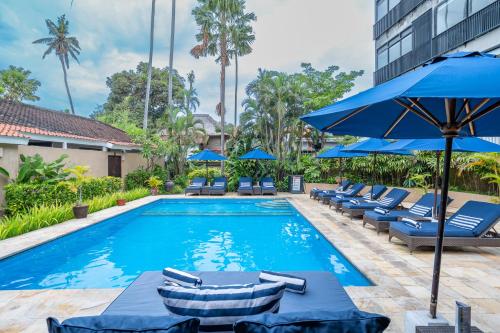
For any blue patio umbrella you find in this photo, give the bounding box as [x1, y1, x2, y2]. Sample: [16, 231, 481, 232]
[239, 148, 276, 160]
[380, 138, 500, 217]
[188, 149, 227, 178]
[301, 52, 500, 318]
[316, 145, 367, 185]
[342, 138, 412, 199]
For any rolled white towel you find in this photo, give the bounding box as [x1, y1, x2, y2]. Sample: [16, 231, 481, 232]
[259, 270, 306, 294]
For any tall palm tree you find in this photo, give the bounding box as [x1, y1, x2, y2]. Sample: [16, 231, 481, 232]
[168, 0, 176, 106]
[33, 15, 80, 114]
[184, 71, 200, 112]
[229, 9, 255, 126]
[191, 0, 243, 173]
[143, 0, 156, 129]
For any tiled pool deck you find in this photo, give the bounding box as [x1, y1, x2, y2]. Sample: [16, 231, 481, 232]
[1, 194, 499, 332]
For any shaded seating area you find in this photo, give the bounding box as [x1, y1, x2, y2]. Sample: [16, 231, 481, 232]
[237, 176, 254, 195]
[329, 185, 387, 211]
[389, 201, 500, 251]
[260, 177, 277, 195]
[184, 177, 206, 195]
[208, 176, 227, 196]
[319, 182, 365, 204]
[310, 179, 351, 200]
[363, 193, 452, 234]
[341, 188, 410, 219]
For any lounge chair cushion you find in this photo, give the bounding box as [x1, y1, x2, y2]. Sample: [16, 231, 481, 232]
[390, 221, 474, 237]
[240, 182, 252, 188]
[213, 182, 225, 187]
[46, 315, 199, 333]
[364, 210, 421, 222]
[233, 309, 390, 333]
[262, 182, 274, 188]
[157, 282, 286, 332]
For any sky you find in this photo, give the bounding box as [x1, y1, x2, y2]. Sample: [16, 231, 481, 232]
[0, 0, 375, 122]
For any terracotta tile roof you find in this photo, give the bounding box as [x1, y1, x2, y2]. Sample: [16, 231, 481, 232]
[0, 99, 137, 146]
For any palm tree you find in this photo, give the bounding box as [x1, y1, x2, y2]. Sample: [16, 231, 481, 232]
[168, 0, 176, 106]
[184, 71, 200, 112]
[143, 0, 156, 129]
[33, 15, 80, 115]
[229, 9, 255, 126]
[191, 0, 243, 173]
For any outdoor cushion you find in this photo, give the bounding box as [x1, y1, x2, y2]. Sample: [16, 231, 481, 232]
[240, 182, 252, 188]
[389, 221, 474, 237]
[233, 309, 390, 333]
[46, 315, 199, 333]
[262, 182, 274, 188]
[446, 201, 500, 236]
[157, 282, 286, 332]
[103, 271, 356, 316]
[213, 182, 225, 187]
[364, 210, 420, 222]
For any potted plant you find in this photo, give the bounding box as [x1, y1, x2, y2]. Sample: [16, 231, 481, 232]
[116, 182, 126, 206]
[66, 165, 90, 219]
[147, 176, 163, 195]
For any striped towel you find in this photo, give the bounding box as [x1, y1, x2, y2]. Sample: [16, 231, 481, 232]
[163, 268, 202, 287]
[213, 182, 225, 187]
[402, 218, 421, 229]
[259, 271, 306, 294]
[189, 182, 203, 188]
[409, 204, 431, 216]
[158, 282, 286, 332]
[448, 214, 483, 230]
[362, 192, 372, 199]
[378, 197, 394, 206]
[349, 199, 360, 205]
[262, 182, 274, 188]
[374, 207, 390, 215]
[240, 182, 251, 188]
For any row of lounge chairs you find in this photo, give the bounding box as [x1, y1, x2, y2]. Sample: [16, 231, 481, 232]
[310, 180, 500, 252]
[185, 177, 277, 196]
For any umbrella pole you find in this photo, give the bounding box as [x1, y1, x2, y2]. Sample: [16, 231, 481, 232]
[429, 136, 453, 319]
[339, 158, 343, 185]
[433, 151, 441, 219]
[206, 161, 208, 179]
[371, 153, 377, 199]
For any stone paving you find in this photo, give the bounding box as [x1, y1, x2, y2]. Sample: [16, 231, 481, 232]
[0, 194, 499, 332]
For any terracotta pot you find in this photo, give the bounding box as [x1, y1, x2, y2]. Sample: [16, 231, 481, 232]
[151, 188, 158, 196]
[116, 199, 126, 206]
[73, 205, 89, 219]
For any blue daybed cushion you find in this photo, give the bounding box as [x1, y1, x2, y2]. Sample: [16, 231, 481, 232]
[365, 210, 417, 222]
[47, 315, 199, 333]
[234, 309, 390, 333]
[389, 221, 474, 237]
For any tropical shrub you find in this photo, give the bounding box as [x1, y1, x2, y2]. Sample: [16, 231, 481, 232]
[147, 176, 163, 190]
[4, 176, 122, 215]
[124, 166, 168, 190]
[16, 154, 69, 184]
[0, 188, 149, 240]
[187, 167, 221, 183]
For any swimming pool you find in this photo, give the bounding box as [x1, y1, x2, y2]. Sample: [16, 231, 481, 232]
[0, 199, 371, 289]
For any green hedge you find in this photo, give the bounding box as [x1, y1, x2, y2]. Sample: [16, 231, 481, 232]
[5, 176, 122, 216]
[124, 167, 168, 190]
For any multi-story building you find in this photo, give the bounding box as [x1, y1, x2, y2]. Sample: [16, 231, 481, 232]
[373, 0, 500, 85]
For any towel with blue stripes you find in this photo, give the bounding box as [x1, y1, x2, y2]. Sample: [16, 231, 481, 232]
[259, 270, 307, 294]
[349, 199, 360, 205]
[374, 207, 390, 215]
[401, 218, 422, 229]
[163, 268, 202, 287]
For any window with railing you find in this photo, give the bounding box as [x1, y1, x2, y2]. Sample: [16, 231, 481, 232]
[376, 28, 413, 69]
[436, 0, 497, 34]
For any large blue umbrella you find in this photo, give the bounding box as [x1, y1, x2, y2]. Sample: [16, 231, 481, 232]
[342, 138, 412, 199]
[380, 138, 500, 218]
[188, 149, 227, 178]
[301, 52, 500, 318]
[316, 145, 367, 184]
[239, 148, 276, 160]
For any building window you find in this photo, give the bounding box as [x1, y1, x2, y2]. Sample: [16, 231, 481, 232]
[389, 38, 401, 62]
[469, 0, 495, 13]
[377, 0, 388, 20]
[377, 46, 389, 69]
[401, 30, 413, 55]
[389, 0, 400, 10]
[436, 0, 468, 34]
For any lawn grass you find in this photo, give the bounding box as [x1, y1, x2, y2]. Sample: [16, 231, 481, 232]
[0, 188, 149, 240]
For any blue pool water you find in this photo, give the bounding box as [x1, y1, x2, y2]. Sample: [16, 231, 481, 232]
[0, 199, 371, 289]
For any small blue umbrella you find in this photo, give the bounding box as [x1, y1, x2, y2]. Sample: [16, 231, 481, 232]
[188, 149, 227, 178]
[342, 138, 412, 198]
[239, 149, 276, 160]
[301, 52, 500, 318]
[316, 145, 367, 184]
[380, 138, 500, 218]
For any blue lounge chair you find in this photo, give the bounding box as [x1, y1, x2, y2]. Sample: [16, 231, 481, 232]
[341, 188, 410, 219]
[184, 177, 206, 195]
[389, 201, 500, 251]
[98, 271, 389, 331]
[318, 183, 365, 204]
[329, 185, 387, 211]
[238, 177, 254, 195]
[363, 193, 453, 234]
[260, 177, 277, 195]
[208, 177, 227, 196]
[310, 179, 351, 200]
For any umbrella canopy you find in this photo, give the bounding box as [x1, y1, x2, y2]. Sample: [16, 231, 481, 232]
[188, 149, 227, 179]
[239, 149, 276, 160]
[316, 145, 367, 185]
[380, 137, 500, 153]
[342, 138, 412, 155]
[300, 52, 500, 318]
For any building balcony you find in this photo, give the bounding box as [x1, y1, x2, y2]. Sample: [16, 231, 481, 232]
[374, 0, 425, 39]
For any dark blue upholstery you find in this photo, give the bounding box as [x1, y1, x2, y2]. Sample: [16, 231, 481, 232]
[312, 180, 351, 197]
[233, 309, 390, 333]
[318, 183, 364, 200]
[342, 188, 409, 210]
[103, 271, 356, 316]
[47, 315, 199, 333]
[238, 177, 253, 190]
[390, 201, 500, 237]
[187, 177, 206, 189]
[209, 177, 227, 190]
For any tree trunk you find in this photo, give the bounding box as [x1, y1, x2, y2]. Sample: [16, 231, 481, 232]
[143, 0, 156, 130]
[167, 0, 176, 106]
[219, 14, 227, 174]
[59, 56, 75, 114]
[234, 54, 238, 126]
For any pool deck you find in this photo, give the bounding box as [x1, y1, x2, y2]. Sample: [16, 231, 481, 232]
[1, 194, 499, 332]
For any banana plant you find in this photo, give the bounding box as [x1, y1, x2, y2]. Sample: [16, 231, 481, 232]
[16, 154, 69, 183]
